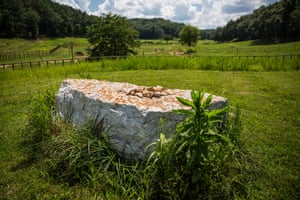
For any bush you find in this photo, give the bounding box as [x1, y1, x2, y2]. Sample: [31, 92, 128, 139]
[146, 90, 248, 199]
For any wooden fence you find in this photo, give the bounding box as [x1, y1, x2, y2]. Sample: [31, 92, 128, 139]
[0, 57, 87, 70]
[1, 54, 299, 70]
[0, 50, 70, 61]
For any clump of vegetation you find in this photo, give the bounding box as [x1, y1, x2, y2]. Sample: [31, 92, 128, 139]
[146, 90, 249, 199]
[22, 90, 55, 161]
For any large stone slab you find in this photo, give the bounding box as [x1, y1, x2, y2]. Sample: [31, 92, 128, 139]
[55, 79, 228, 159]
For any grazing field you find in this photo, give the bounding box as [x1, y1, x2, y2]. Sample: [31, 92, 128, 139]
[0, 38, 89, 63]
[0, 61, 299, 199]
[1, 38, 300, 65]
[139, 39, 300, 57]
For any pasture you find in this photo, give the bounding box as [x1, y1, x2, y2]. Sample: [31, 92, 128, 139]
[0, 39, 299, 199]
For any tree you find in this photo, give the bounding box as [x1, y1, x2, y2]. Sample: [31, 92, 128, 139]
[25, 9, 40, 38]
[179, 25, 200, 47]
[87, 13, 140, 57]
[163, 34, 173, 44]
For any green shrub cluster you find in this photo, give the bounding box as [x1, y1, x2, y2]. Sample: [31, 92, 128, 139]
[91, 56, 300, 72]
[24, 90, 251, 199]
[146, 91, 248, 199]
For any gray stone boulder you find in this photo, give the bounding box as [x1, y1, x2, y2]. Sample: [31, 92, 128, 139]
[55, 79, 228, 159]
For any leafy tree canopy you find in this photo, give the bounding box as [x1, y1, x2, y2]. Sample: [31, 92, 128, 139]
[128, 18, 185, 39]
[179, 25, 200, 47]
[214, 0, 300, 42]
[87, 13, 140, 57]
[0, 0, 96, 38]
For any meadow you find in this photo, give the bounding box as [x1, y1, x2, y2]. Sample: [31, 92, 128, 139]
[0, 39, 300, 199]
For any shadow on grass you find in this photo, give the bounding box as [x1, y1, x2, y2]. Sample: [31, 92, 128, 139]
[9, 156, 35, 172]
[250, 39, 279, 46]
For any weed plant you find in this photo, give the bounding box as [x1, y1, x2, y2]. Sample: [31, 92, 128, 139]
[146, 90, 251, 199]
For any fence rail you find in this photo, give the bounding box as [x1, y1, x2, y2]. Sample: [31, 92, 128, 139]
[0, 49, 71, 61]
[1, 54, 299, 70]
[0, 57, 85, 70]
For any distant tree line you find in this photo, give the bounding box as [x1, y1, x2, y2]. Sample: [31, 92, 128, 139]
[0, 0, 186, 40]
[128, 18, 185, 39]
[4, 0, 299, 43]
[0, 0, 97, 38]
[214, 0, 300, 42]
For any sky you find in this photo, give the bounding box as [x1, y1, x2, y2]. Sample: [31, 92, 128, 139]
[52, 0, 280, 29]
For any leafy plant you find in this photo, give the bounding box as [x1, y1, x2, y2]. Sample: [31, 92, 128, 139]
[146, 90, 247, 199]
[173, 90, 230, 180]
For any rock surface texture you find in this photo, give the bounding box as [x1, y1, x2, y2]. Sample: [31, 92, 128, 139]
[55, 79, 228, 159]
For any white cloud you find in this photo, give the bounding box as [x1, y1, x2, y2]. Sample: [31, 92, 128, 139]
[53, 0, 81, 9]
[53, 0, 280, 29]
[76, 0, 91, 11]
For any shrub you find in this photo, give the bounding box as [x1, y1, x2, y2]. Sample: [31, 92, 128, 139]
[147, 90, 247, 199]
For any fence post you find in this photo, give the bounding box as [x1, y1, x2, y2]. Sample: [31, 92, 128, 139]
[12, 63, 15, 70]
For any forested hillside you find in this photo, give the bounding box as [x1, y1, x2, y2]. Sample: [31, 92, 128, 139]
[128, 18, 185, 39]
[0, 0, 186, 40]
[215, 0, 300, 42]
[0, 0, 97, 38]
[6, 0, 299, 42]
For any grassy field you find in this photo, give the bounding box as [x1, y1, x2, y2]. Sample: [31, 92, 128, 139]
[139, 39, 300, 57]
[1, 38, 300, 64]
[0, 38, 89, 63]
[0, 60, 299, 199]
[0, 38, 300, 199]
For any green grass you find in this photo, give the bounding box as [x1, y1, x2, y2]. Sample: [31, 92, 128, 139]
[0, 38, 89, 64]
[0, 62, 299, 199]
[1, 38, 300, 65]
[0, 37, 88, 52]
[138, 39, 300, 56]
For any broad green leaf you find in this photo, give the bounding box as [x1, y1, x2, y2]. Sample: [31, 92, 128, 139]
[173, 109, 193, 115]
[176, 96, 193, 107]
[204, 94, 212, 108]
[186, 149, 191, 163]
[175, 141, 188, 155]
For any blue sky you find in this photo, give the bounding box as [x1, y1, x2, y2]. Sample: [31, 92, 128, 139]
[52, 0, 279, 29]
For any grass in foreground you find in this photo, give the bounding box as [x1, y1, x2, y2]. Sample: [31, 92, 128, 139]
[0, 63, 299, 199]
